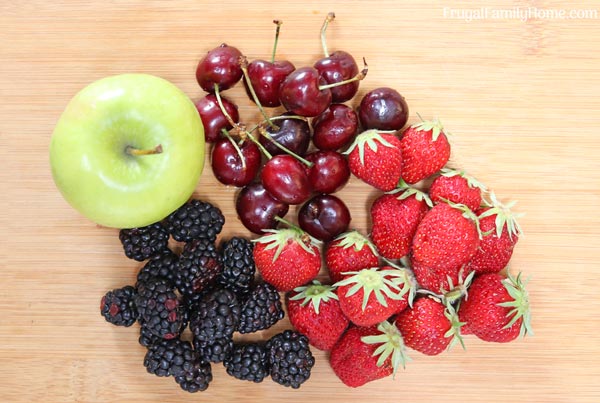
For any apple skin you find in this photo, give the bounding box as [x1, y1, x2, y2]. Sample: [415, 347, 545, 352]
[50, 74, 205, 228]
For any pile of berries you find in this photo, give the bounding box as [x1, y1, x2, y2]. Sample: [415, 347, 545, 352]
[101, 199, 314, 392]
[101, 12, 532, 391]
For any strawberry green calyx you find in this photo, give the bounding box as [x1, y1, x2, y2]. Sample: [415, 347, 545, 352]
[443, 303, 466, 351]
[344, 129, 398, 166]
[498, 271, 533, 338]
[479, 192, 524, 240]
[361, 320, 411, 375]
[442, 198, 484, 239]
[254, 225, 320, 262]
[412, 115, 451, 141]
[333, 230, 378, 257]
[440, 168, 487, 192]
[391, 179, 433, 207]
[334, 267, 414, 311]
[289, 280, 338, 315]
[443, 269, 476, 304]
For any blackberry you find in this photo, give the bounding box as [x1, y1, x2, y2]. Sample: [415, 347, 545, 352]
[165, 200, 225, 242]
[238, 282, 284, 334]
[143, 338, 195, 377]
[176, 239, 222, 302]
[139, 325, 160, 348]
[266, 330, 315, 389]
[194, 337, 234, 363]
[174, 357, 212, 393]
[223, 343, 269, 383]
[217, 237, 256, 297]
[119, 222, 169, 261]
[190, 289, 241, 343]
[135, 277, 186, 340]
[136, 249, 179, 289]
[100, 286, 137, 327]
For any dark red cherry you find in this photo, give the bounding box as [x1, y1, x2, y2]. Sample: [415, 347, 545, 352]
[314, 50, 359, 103]
[260, 113, 311, 156]
[312, 104, 359, 151]
[305, 151, 350, 194]
[244, 60, 295, 107]
[211, 137, 261, 187]
[358, 87, 409, 131]
[298, 194, 351, 241]
[236, 182, 289, 234]
[196, 44, 243, 92]
[195, 95, 239, 143]
[261, 155, 311, 205]
[278, 67, 332, 117]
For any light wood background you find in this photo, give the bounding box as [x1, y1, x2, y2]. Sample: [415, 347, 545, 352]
[2, 1, 600, 402]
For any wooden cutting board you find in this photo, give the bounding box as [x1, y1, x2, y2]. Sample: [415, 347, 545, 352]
[2, 1, 599, 402]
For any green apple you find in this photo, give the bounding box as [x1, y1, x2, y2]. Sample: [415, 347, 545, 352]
[50, 74, 205, 228]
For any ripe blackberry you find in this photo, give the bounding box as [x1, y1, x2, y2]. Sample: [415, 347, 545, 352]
[238, 282, 284, 334]
[190, 289, 241, 343]
[119, 222, 169, 261]
[223, 343, 269, 383]
[194, 337, 234, 363]
[176, 239, 222, 302]
[165, 200, 225, 242]
[143, 338, 195, 377]
[174, 357, 213, 393]
[136, 249, 179, 289]
[139, 325, 160, 348]
[100, 286, 137, 327]
[217, 237, 256, 297]
[266, 330, 315, 389]
[135, 277, 186, 340]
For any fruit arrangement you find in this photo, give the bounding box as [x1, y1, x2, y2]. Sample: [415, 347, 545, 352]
[92, 12, 531, 393]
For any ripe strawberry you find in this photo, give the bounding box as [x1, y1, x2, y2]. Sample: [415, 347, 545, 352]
[286, 281, 349, 351]
[467, 192, 523, 274]
[411, 201, 481, 271]
[335, 266, 415, 327]
[325, 230, 379, 283]
[330, 321, 410, 387]
[370, 184, 430, 259]
[345, 130, 403, 191]
[459, 272, 532, 343]
[395, 297, 465, 356]
[400, 118, 451, 184]
[253, 226, 321, 292]
[429, 168, 486, 212]
[412, 258, 475, 295]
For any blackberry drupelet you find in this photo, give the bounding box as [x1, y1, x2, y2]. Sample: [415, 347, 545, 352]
[217, 237, 256, 297]
[266, 330, 315, 389]
[119, 222, 169, 261]
[165, 200, 225, 242]
[135, 277, 186, 340]
[100, 285, 137, 327]
[223, 343, 269, 383]
[176, 239, 222, 302]
[238, 282, 284, 334]
[139, 324, 160, 348]
[136, 249, 179, 289]
[190, 289, 241, 343]
[174, 357, 213, 393]
[143, 338, 196, 377]
[194, 337, 234, 363]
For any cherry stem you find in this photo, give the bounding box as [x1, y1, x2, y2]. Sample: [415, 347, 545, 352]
[271, 20, 283, 63]
[247, 115, 308, 133]
[213, 83, 238, 128]
[318, 57, 369, 91]
[239, 56, 278, 130]
[320, 12, 335, 57]
[258, 127, 313, 168]
[241, 128, 272, 159]
[125, 144, 163, 156]
[221, 129, 246, 169]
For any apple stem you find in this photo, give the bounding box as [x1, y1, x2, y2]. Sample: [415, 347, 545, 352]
[258, 127, 313, 168]
[213, 83, 239, 129]
[318, 57, 369, 91]
[271, 20, 283, 63]
[125, 144, 163, 156]
[221, 129, 246, 169]
[320, 12, 335, 57]
[239, 56, 278, 131]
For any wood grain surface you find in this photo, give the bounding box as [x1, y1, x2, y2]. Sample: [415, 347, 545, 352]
[2, 1, 600, 402]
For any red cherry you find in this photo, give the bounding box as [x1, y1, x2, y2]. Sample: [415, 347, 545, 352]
[196, 43, 243, 92]
[305, 151, 350, 194]
[194, 94, 239, 143]
[314, 50, 359, 103]
[260, 113, 311, 157]
[358, 87, 409, 131]
[245, 60, 295, 107]
[236, 182, 289, 234]
[278, 67, 332, 117]
[312, 104, 359, 151]
[261, 155, 312, 205]
[298, 194, 351, 241]
[211, 137, 261, 187]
